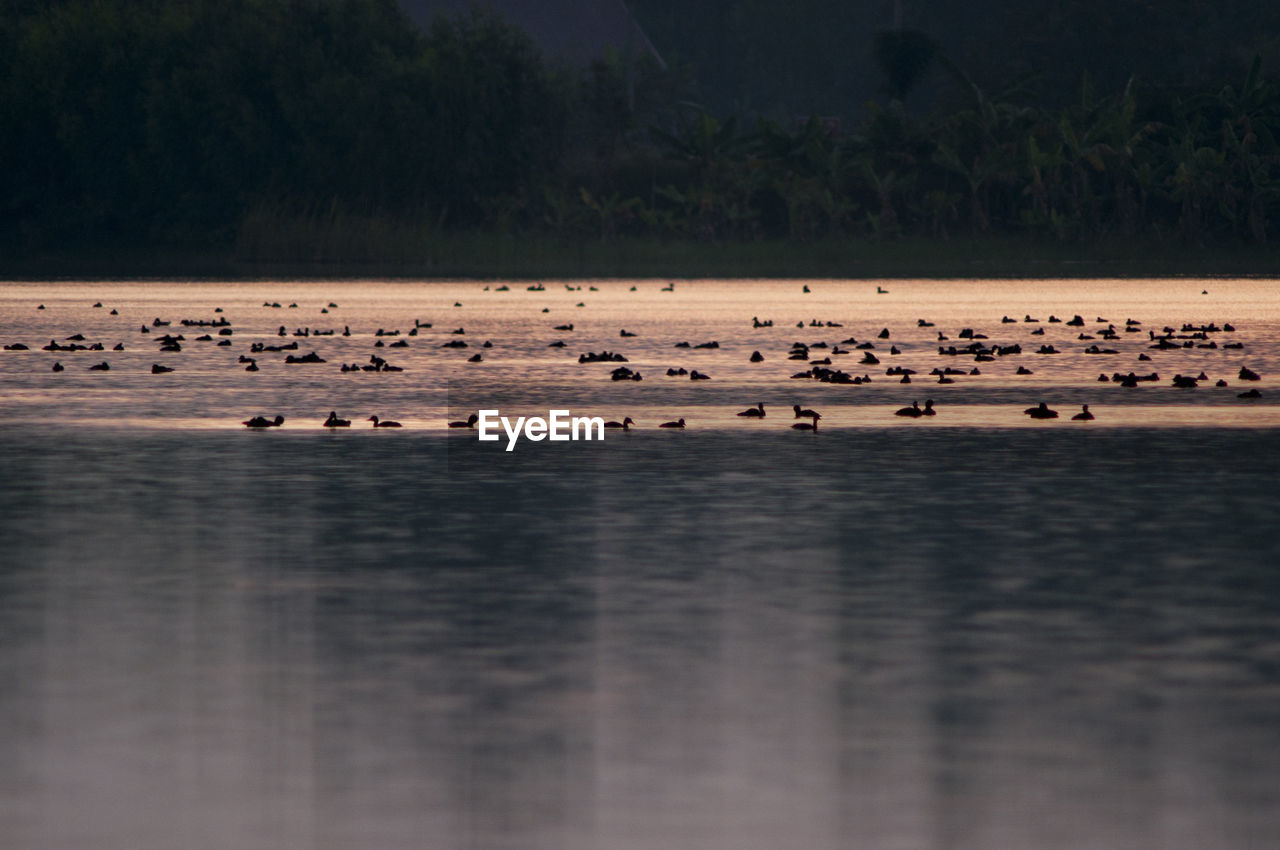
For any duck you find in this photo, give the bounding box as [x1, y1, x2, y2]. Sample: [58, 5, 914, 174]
[658, 418, 686, 428]
[921, 399, 937, 416]
[323, 411, 351, 427]
[1024, 402, 1059, 419]
[448, 413, 479, 428]
[793, 404, 820, 419]
[368, 415, 403, 427]
[243, 415, 284, 428]
[1071, 404, 1095, 420]
[894, 401, 922, 417]
[604, 417, 635, 430]
[737, 402, 766, 417]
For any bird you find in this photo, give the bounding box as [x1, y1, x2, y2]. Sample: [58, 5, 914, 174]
[792, 417, 819, 431]
[895, 401, 922, 417]
[448, 413, 479, 428]
[737, 402, 766, 417]
[368, 415, 402, 427]
[659, 418, 686, 428]
[1025, 402, 1059, 419]
[1071, 404, 1095, 420]
[323, 411, 351, 427]
[243, 415, 284, 428]
[604, 417, 635, 430]
[793, 404, 820, 419]
[921, 399, 937, 416]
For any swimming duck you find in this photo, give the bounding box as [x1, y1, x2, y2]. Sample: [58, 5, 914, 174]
[793, 404, 820, 419]
[604, 417, 635, 430]
[448, 413, 479, 428]
[368, 415, 403, 427]
[243, 415, 284, 428]
[1071, 404, 1095, 420]
[323, 411, 351, 427]
[659, 418, 686, 428]
[921, 399, 937, 416]
[737, 402, 766, 417]
[894, 401, 922, 417]
[1024, 402, 1059, 419]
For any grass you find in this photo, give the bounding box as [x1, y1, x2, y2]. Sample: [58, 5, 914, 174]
[6, 211, 1280, 280]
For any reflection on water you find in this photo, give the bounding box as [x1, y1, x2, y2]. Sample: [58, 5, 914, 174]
[2, 278, 1279, 430]
[2, 424, 1279, 849]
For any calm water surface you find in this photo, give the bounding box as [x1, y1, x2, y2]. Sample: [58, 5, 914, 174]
[2, 279, 1279, 849]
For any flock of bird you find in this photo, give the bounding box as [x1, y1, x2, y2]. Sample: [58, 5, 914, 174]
[4, 285, 1267, 432]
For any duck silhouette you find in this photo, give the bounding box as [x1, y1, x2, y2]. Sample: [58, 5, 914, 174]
[1071, 404, 1094, 420]
[243, 415, 284, 428]
[737, 402, 766, 417]
[323, 411, 351, 427]
[448, 413, 479, 428]
[604, 417, 635, 430]
[368, 415, 402, 427]
[658, 418, 686, 428]
[1025, 402, 1059, 419]
[895, 401, 922, 417]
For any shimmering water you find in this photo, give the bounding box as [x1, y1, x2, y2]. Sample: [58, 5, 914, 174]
[2, 279, 1279, 849]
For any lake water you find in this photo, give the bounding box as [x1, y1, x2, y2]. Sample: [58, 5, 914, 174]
[2, 279, 1279, 849]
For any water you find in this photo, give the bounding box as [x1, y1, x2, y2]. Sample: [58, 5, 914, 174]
[2, 279, 1279, 849]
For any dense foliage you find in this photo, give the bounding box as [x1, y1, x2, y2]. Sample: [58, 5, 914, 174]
[2, 0, 564, 249]
[3, 0, 1280, 259]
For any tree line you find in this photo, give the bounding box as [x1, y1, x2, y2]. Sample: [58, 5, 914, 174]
[3, 0, 1278, 260]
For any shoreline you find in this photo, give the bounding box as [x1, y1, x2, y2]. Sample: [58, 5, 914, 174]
[4, 234, 1280, 281]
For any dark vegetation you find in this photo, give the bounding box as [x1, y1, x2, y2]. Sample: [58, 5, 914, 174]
[4, 0, 1280, 275]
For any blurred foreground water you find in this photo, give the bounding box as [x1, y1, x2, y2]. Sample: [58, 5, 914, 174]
[2, 426, 1279, 849]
